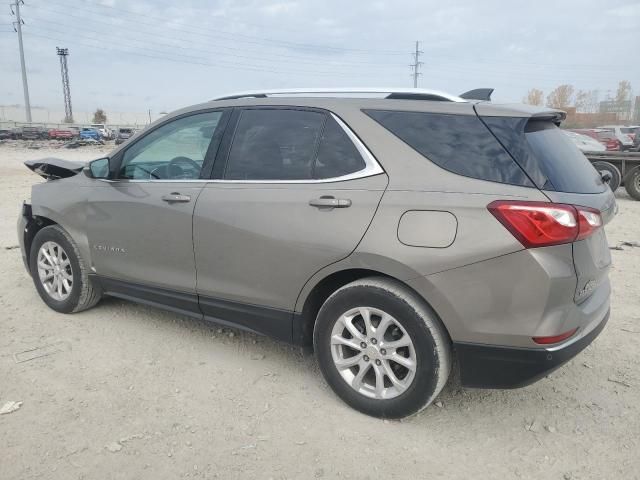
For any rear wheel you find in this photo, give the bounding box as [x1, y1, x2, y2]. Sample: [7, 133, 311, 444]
[29, 225, 102, 313]
[314, 277, 451, 418]
[592, 161, 621, 192]
[624, 166, 640, 200]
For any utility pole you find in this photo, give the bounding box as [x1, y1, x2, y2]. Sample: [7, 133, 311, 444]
[56, 47, 73, 123]
[410, 40, 424, 88]
[11, 0, 32, 122]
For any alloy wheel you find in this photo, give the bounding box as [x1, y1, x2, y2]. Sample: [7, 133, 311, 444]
[330, 306, 417, 399]
[37, 241, 73, 301]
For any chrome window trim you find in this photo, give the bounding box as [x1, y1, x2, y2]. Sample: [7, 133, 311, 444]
[102, 113, 385, 184]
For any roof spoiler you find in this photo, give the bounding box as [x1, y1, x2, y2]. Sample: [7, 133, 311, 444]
[459, 88, 494, 101]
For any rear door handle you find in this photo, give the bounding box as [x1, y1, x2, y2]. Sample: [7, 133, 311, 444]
[161, 192, 191, 203]
[309, 196, 352, 209]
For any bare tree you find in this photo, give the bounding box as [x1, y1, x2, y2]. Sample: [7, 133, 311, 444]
[615, 80, 631, 104]
[523, 88, 544, 106]
[574, 90, 589, 112]
[546, 84, 574, 109]
[92, 108, 107, 124]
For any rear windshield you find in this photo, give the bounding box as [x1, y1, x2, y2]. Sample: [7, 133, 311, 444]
[482, 117, 605, 194]
[363, 110, 533, 187]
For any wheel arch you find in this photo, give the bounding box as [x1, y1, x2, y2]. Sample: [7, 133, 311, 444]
[293, 264, 451, 348]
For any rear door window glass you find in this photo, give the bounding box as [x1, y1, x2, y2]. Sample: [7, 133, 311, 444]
[225, 109, 325, 180]
[363, 110, 533, 187]
[314, 116, 366, 179]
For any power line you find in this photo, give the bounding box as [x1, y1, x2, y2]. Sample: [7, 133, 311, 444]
[10, 0, 31, 121]
[27, 15, 406, 69]
[410, 41, 423, 88]
[30, 0, 408, 56]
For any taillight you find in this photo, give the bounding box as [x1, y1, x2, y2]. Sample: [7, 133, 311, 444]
[488, 200, 602, 248]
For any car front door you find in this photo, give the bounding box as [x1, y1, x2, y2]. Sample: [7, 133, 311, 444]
[86, 110, 229, 314]
[193, 107, 388, 340]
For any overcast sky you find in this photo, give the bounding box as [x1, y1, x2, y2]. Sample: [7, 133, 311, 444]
[1, 0, 639, 115]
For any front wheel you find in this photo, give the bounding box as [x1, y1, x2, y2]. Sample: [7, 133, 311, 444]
[314, 277, 451, 418]
[29, 225, 102, 313]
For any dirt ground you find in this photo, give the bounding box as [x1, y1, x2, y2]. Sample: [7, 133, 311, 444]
[0, 141, 638, 480]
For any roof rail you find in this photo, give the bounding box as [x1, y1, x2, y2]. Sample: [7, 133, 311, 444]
[213, 88, 467, 103]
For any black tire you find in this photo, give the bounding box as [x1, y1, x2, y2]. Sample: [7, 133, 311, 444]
[29, 225, 102, 313]
[592, 161, 621, 192]
[313, 277, 451, 418]
[624, 166, 640, 201]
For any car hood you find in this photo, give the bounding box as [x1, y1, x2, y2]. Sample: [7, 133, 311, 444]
[25, 157, 85, 180]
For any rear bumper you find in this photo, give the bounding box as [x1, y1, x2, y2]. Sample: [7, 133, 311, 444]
[454, 308, 609, 389]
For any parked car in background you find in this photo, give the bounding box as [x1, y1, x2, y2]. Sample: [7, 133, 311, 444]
[597, 125, 635, 151]
[570, 129, 621, 151]
[0, 129, 12, 140]
[90, 124, 113, 140]
[115, 127, 135, 145]
[79, 128, 101, 141]
[21, 126, 48, 140]
[48, 128, 75, 140]
[18, 88, 615, 418]
[563, 130, 606, 152]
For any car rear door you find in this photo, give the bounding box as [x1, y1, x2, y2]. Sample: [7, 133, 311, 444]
[193, 107, 388, 339]
[86, 109, 229, 314]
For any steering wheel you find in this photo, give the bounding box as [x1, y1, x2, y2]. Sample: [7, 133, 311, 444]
[167, 156, 201, 179]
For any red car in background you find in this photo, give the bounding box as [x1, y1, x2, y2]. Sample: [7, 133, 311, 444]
[48, 128, 75, 140]
[569, 129, 621, 151]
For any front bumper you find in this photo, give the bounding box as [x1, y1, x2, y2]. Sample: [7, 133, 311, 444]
[17, 202, 32, 273]
[454, 309, 609, 389]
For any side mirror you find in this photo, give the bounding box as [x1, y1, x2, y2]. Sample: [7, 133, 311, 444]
[87, 157, 110, 179]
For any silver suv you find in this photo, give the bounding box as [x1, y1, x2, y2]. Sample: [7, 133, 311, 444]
[18, 88, 615, 418]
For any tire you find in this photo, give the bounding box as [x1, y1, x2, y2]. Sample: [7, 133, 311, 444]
[29, 225, 102, 313]
[313, 277, 451, 418]
[592, 161, 621, 192]
[624, 166, 640, 201]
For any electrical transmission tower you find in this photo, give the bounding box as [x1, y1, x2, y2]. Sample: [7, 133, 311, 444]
[56, 47, 73, 123]
[11, 0, 31, 122]
[410, 41, 424, 88]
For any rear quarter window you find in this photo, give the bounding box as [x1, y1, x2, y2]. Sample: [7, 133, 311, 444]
[363, 110, 533, 187]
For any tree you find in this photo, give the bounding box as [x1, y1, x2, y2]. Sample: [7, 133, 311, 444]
[546, 84, 574, 109]
[524, 88, 544, 106]
[574, 90, 589, 112]
[615, 80, 631, 104]
[92, 108, 107, 124]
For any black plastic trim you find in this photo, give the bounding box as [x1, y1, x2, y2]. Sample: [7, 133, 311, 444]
[454, 309, 609, 389]
[94, 276, 295, 343]
[200, 295, 293, 343]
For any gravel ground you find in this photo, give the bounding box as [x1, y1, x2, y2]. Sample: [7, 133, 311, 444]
[1, 142, 639, 480]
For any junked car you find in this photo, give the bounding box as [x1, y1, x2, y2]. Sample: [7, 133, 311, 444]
[18, 88, 615, 418]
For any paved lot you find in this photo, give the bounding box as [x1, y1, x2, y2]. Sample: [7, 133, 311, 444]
[1, 143, 639, 479]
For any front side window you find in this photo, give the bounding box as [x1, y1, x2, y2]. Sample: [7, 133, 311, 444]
[119, 111, 223, 180]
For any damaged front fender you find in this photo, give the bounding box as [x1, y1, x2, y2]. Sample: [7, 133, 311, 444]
[24, 157, 85, 180]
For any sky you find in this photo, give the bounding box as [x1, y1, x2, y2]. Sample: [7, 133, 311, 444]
[1, 0, 639, 117]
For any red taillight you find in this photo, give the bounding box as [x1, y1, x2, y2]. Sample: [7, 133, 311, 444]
[488, 201, 602, 248]
[532, 327, 578, 345]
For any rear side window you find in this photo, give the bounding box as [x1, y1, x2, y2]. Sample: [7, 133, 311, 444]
[314, 116, 366, 179]
[224, 109, 367, 180]
[225, 109, 325, 180]
[482, 117, 605, 194]
[363, 110, 533, 187]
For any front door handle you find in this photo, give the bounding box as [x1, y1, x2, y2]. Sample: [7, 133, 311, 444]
[161, 192, 191, 203]
[309, 196, 352, 209]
